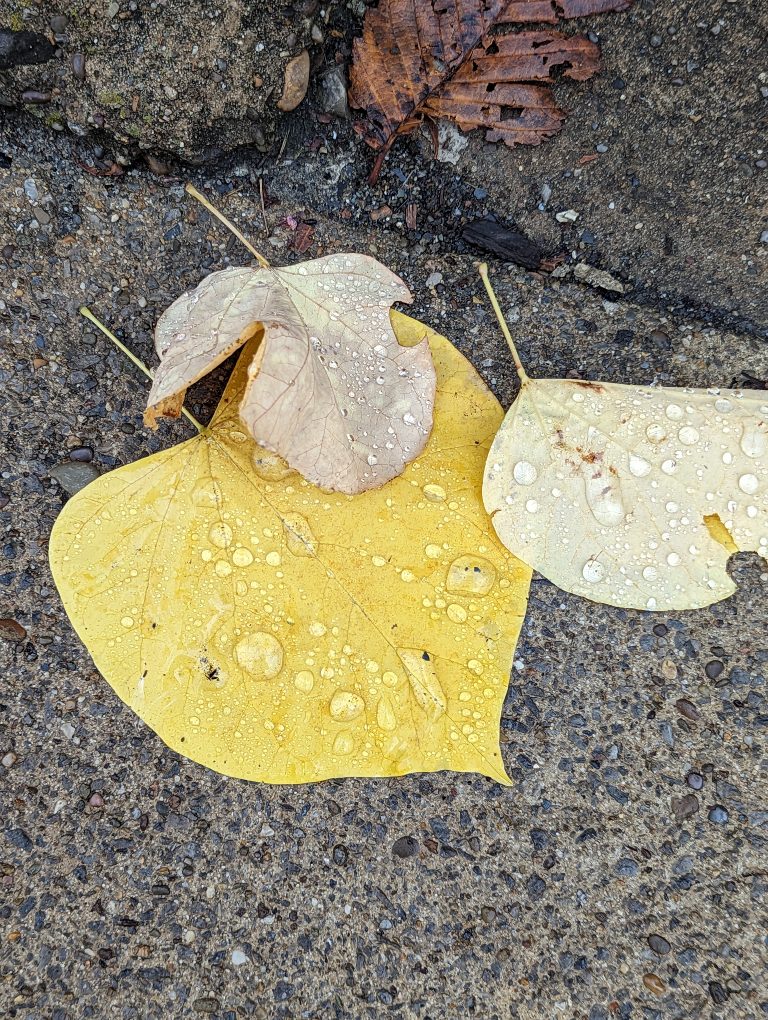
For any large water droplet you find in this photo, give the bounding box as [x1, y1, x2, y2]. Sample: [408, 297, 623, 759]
[666, 552, 681, 566]
[234, 632, 283, 680]
[678, 426, 699, 445]
[446, 555, 497, 596]
[333, 732, 354, 755]
[513, 461, 538, 485]
[265, 551, 281, 567]
[582, 559, 605, 583]
[294, 670, 314, 693]
[642, 565, 658, 581]
[740, 423, 767, 459]
[646, 424, 667, 444]
[447, 604, 467, 623]
[423, 483, 446, 502]
[584, 473, 625, 527]
[397, 648, 446, 722]
[232, 547, 253, 567]
[282, 513, 317, 557]
[629, 455, 651, 477]
[665, 403, 683, 420]
[376, 695, 397, 732]
[192, 481, 223, 507]
[661, 459, 677, 475]
[329, 690, 365, 721]
[715, 397, 732, 413]
[252, 449, 292, 481]
[209, 522, 233, 548]
[738, 473, 759, 495]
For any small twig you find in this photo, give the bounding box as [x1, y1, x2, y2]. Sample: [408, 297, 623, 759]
[79, 306, 205, 433]
[184, 182, 270, 268]
[477, 263, 530, 386]
[258, 177, 268, 235]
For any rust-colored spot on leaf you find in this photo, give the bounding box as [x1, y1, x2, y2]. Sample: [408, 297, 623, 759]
[349, 0, 633, 181]
[703, 513, 739, 555]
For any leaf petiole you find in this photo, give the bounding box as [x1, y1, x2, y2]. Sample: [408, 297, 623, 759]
[78, 306, 206, 434]
[478, 263, 530, 386]
[184, 183, 270, 268]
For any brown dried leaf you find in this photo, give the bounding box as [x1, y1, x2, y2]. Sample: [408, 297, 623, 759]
[277, 49, 311, 112]
[144, 255, 436, 495]
[349, 0, 632, 180]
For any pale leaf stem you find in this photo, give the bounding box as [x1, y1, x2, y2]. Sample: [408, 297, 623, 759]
[78, 306, 205, 434]
[185, 183, 270, 268]
[478, 263, 530, 385]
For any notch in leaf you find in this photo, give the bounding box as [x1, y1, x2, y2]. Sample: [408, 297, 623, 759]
[479, 264, 768, 611]
[145, 185, 436, 495]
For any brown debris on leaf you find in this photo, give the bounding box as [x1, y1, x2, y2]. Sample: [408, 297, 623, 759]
[349, 0, 633, 182]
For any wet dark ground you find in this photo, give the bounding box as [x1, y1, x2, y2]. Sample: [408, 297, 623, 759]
[2, 1, 768, 1016]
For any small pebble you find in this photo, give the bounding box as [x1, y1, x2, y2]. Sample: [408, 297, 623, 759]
[708, 805, 729, 824]
[70, 446, 94, 463]
[21, 91, 51, 104]
[50, 461, 100, 495]
[647, 934, 671, 955]
[705, 659, 724, 679]
[392, 836, 419, 859]
[72, 53, 86, 80]
[686, 772, 704, 790]
[2, 752, 17, 768]
[675, 698, 700, 721]
[231, 949, 248, 966]
[0, 619, 26, 641]
[643, 973, 666, 995]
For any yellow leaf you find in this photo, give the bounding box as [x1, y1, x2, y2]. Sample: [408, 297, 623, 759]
[479, 268, 767, 611]
[49, 313, 531, 785]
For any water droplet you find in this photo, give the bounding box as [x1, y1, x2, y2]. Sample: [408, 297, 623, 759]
[642, 566, 658, 581]
[582, 559, 605, 583]
[333, 733, 354, 755]
[585, 474, 625, 527]
[329, 690, 365, 721]
[666, 552, 681, 566]
[232, 547, 253, 567]
[377, 695, 397, 732]
[397, 648, 446, 721]
[265, 551, 281, 567]
[646, 424, 667, 444]
[646, 597, 657, 610]
[513, 461, 538, 485]
[661, 459, 677, 475]
[403, 413, 417, 426]
[209, 522, 233, 548]
[746, 505, 758, 519]
[282, 514, 316, 557]
[252, 449, 292, 481]
[234, 632, 283, 680]
[309, 621, 326, 637]
[525, 499, 539, 513]
[425, 544, 442, 559]
[382, 671, 398, 688]
[740, 423, 767, 459]
[371, 555, 386, 567]
[294, 670, 314, 693]
[665, 501, 679, 513]
[629, 455, 651, 477]
[201, 549, 212, 562]
[739, 473, 759, 495]
[215, 560, 232, 577]
[423, 483, 446, 502]
[678, 426, 699, 445]
[571, 391, 585, 403]
[722, 452, 733, 465]
[192, 481, 223, 507]
[447, 604, 467, 623]
[120, 616, 134, 628]
[446, 555, 497, 596]
[665, 403, 683, 420]
[366, 453, 378, 467]
[715, 397, 732, 413]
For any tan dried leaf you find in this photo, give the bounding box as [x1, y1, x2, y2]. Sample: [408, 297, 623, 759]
[144, 255, 436, 494]
[277, 49, 310, 111]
